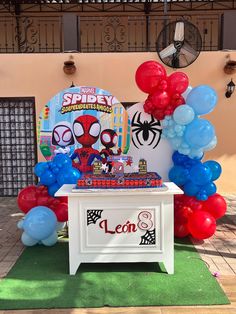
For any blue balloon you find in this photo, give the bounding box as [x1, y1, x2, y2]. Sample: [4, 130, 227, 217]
[183, 181, 200, 196]
[203, 182, 217, 196]
[21, 232, 38, 246]
[184, 118, 215, 149]
[57, 167, 81, 186]
[53, 154, 72, 168]
[41, 231, 58, 246]
[23, 206, 57, 240]
[190, 164, 212, 186]
[48, 182, 61, 197]
[34, 162, 49, 177]
[172, 151, 188, 166]
[196, 191, 208, 201]
[168, 166, 189, 186]
[173, 105, 195, 125]
[204, 160, 222, 181]
[186, 85, 218, 115]
[40, 170, 57, 186]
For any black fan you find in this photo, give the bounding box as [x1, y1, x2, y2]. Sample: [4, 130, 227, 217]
[156, 20, 202, 69]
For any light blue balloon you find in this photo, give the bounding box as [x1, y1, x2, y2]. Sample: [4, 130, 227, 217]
[173, 105, 195, 125]
[186, 85, 218, 115]
[57, 167, 81, 186]
[170, 137, 182, 149]
[17, 219, 24, 229]
[21, 232, 38, 246]
[204, 136, 217, 151]
[34, 162, 49, 177]
[41, 231, 58, 246]
[23, 206, 57, 240]
[189, 148, 204, 159]
[184, 118, 215, 149]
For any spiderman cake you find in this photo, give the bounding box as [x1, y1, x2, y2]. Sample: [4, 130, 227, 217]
[76, 171, 163, 189]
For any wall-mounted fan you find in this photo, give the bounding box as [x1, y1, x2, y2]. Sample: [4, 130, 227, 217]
[156, 20, 202, 69]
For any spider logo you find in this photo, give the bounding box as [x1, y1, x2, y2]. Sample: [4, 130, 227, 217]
[131, 112, 162, 149]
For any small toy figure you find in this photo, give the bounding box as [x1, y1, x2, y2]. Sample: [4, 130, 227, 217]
[111, 161, 124, 176]
[139, 159, 147, 174]
[71, 115, 102, 173]
[52, 121, 74, 155]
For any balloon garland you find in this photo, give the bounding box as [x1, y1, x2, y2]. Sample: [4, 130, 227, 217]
[135, 60, 226, 240]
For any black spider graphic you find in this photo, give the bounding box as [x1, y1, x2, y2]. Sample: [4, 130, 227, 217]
[131, 112, 162, 149]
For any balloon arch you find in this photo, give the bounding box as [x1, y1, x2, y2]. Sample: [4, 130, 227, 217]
[135, 60, 226, 240]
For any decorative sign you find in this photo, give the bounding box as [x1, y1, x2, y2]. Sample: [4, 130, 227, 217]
[85, 208, 160, 249]
[38, 86, 131, 160]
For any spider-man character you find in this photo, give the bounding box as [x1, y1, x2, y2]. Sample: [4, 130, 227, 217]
[100, 129, 122, 160]
[71, 115, 102, 173]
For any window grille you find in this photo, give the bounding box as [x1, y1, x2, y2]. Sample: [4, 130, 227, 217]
[0, 98, 37, 196]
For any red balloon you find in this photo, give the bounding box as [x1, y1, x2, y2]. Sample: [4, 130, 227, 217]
[168, 72, 189, 95]
[188, 211, 216, 240]
[150, 90, 170, 109]
[174, 221, 189, 238]
[50, 202, 68, 222]
[135, 61, 167, 94]
[201, 193, 227, 220]
[183, 196, 204, 212]
[152, 108, 166, 120]
[58, 196, 68, 204]
[175, 206, 193, 224]
[17, 186, 38, 214]
[170, 93, 185, 109]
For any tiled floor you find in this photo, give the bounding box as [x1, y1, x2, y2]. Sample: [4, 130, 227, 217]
[0, 195, 236, 313]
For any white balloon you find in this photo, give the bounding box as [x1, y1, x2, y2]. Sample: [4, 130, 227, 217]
[182, 86, 193, 101]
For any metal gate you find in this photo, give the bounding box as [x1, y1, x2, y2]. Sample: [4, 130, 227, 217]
[0, 98, 37, 196]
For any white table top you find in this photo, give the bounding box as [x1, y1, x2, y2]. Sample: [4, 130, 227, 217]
[55, 182, 183, 197]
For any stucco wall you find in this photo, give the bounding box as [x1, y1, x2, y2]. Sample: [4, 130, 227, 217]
[0, 51, 235, 193]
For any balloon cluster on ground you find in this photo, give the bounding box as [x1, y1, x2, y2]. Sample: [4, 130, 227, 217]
[174, 193, 227, 239]
[169, 152, 222, 201]
[17, 184, 68, 246]
[135, 61, 188, 120]
[17, 153, 80, 246]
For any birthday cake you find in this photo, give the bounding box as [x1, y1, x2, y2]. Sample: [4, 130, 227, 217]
[75, 172, 163, 189]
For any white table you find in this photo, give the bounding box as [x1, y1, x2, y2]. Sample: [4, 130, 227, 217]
[55, 183, 183, 275]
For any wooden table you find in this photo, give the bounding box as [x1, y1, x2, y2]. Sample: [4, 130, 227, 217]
[55, 182, 183, 275]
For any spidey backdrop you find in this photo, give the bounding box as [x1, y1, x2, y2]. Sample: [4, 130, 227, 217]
[38, 86, 131, 161]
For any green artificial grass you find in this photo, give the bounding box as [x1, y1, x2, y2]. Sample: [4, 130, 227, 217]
[0, 239, 229, 310]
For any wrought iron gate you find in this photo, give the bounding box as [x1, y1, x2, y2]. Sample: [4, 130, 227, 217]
[0, 98, 37, 196]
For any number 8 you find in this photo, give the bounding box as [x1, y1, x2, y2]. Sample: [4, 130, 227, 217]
[138, 211, 153, 230]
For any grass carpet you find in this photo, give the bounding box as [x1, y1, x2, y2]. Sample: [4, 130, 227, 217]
[0, 239, 229, 310]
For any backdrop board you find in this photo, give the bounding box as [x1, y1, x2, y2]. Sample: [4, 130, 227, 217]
[127, 102, 173, 181]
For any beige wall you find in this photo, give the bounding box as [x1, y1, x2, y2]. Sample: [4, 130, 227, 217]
[0, 51, 236, 193]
